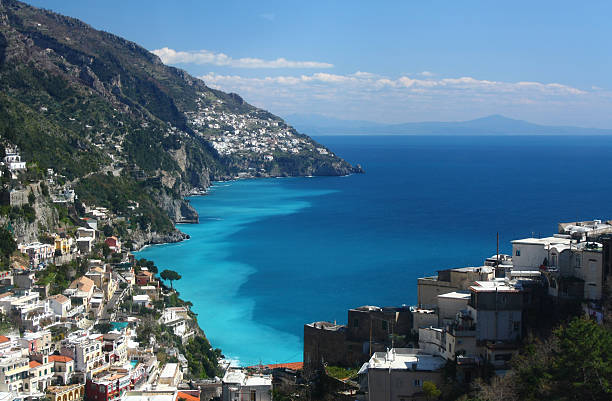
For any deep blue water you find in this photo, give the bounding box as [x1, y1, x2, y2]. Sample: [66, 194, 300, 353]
[136, 135, 612, 366]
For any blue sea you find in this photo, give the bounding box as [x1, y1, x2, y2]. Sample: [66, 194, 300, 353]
[136, 135, 612, 366]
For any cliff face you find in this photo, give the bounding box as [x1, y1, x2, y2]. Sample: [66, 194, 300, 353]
[0, 182, 59, 243]
[0, 0, 361, 244]
[128, 227, 189, 252]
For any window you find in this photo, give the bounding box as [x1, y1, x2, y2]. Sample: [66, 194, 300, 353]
[575, 254, 582, 268]
[413, 379, 422, 387]
[353, 319, 359, 328]
[513, 321, 520, 331]
[382, 320, 388, 331]
[250, 390, 256, 401]
[515, 249, 520, 257]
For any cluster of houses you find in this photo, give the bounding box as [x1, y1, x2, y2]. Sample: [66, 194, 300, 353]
[16, 228, 121, 270]
[304, 219, 612, 401]
[186, 93, 328, 160]
[0, 198, 281, 401]
[1, 148, 27, 179]
[0, 244, 212, 401]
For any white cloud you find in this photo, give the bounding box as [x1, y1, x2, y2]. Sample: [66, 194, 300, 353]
[197, 71, 610, 126]
[151, 47, 333, 69]
[419, 71, 435, 77]
[200, 71, 585, 96]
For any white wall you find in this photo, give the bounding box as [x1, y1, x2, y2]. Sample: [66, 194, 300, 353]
[512, 243, 547, 269]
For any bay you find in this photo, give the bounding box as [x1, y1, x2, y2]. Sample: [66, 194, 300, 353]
[136, 135, 612, 366]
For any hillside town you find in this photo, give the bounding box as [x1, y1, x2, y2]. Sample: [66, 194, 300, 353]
[1, 142, 611, 401]
[0, 146, 281, 401]
[1, 144, 611, 401]
[186, 93, 332, 159]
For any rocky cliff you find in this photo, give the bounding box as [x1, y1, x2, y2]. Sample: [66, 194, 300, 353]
[0, 0, 361, 245]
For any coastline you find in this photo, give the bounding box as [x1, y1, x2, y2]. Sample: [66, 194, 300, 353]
[134, 177, 337, 365]
[131, 172, 362, 252]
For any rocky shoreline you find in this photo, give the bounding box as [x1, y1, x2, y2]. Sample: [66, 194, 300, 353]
[135, 169, 364, 252]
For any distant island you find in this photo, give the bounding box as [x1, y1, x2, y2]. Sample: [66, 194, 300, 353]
[285, 113, 612, 135]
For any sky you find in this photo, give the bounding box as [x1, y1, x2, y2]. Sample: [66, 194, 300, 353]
[24, 0, 612, 127]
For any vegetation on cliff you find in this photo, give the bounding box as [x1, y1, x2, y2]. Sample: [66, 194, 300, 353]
[470, 317, 612, 401]
[0, 0, 360, 245]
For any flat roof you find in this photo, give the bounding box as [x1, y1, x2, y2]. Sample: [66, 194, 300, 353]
[223, 368, 272, 386]
[450, 266, 493, 273]
[437, 291, 471, 300]
[512, 236, 573, 246]
[124, 391, 177, 401]
[245, 375, 272, 386]
[305, 321, 345, 331]
[470, 280, 519, 293]
[160, 363, 178, 378]
[367, 349, 445, 371]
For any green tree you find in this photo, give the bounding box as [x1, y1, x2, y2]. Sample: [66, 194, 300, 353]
[423, 381, 441, 400]
[137, 258, 158, 273]
[551, 317, 612, 400]
[102, 224, 114, 237]
[94, 322, 113, 334]
[160, 269, 181, 289]
[477, 317, 612, 401]
[0, 226, 16, 268]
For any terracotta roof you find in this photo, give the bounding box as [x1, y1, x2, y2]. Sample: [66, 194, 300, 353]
[49, 294, 70, 304]
[29, 361, 42, 368]
[0, 335, 10, 344]
[247, 362, 303, 371]
[177, 392, 200, 401]
[49, 355, 73, 363]
[69, 276, 95, 293]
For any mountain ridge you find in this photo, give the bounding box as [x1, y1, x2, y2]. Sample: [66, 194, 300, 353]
[0, 0, 360, 248]
[285, 113, 612, 135]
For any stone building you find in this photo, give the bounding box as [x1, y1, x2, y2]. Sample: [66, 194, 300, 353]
[304, 305, 413, 371]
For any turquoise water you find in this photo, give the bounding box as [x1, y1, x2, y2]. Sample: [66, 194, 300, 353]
[111, 321, 129, 331]
[137, 135, 612, 366]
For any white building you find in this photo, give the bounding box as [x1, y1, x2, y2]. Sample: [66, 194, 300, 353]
[359, 348, 445, 401]
[222, 368, 272, 401]
[513, 235, 605, 300]
[159, 307, 194, 344]
[132, 295, 151, 308]
[158, 363, 182, 388]
[3, 149, 26, 171]
[61, 333, 107, 379]
[437, 291, 471, 327]
[511, 236, 573, 270]
[48, 294, 71, 318]
[466, 280, 522, 343]
[0, 353, 30, 392]
[17, 242, 55, 266]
